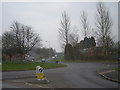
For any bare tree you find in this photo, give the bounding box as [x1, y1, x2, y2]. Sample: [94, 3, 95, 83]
[2, 21, 41, 61]
[2, 31, 17, 61]
[59, 11, 71, 49]
[0, 35, 1, 60]
[69, 26, 79, 46]
[81, 10, 90, 38]
[95, 2, 112, 56]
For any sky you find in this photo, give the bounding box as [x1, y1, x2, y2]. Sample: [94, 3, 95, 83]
[0, 1, 118, 52]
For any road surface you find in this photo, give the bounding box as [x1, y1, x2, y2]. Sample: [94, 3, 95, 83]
[2, 62, 119, 88]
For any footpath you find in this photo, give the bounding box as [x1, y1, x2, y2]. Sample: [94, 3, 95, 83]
[98, 62, 119, 83]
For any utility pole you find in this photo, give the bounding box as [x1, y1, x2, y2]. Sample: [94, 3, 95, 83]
[46, 41, 50, 59]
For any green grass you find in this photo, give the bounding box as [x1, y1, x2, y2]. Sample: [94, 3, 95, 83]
[49, 58, 64, 62]
[0, 61, 1, 71]
[50, 58, 118, 63]
[2, 61, 67, 71]
[0, 64, 1, 71]
[116, 67, 120, 72]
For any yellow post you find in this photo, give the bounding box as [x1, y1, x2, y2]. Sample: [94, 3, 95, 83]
[36, 66, 44, 80]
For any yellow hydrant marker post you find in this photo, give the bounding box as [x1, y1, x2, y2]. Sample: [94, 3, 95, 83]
[36, 66, 44, 80]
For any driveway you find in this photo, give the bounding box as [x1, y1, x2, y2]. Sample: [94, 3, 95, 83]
[2, 62, 119, 88]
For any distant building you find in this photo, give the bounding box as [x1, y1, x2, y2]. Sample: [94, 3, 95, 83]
[79, 47, 116, 60]
[2, 54, 25, 61]
[55, 52, 64, 58]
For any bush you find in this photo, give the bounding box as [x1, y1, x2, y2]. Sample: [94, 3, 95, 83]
[64, 44, 74, 60]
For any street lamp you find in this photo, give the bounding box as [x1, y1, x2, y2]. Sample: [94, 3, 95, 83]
[45, 41, 50, 59]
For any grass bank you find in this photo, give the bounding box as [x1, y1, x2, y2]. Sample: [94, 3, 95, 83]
[2, 61, 67, 71]
[50, 58, 118, 63]
[116, 67, 120, 72]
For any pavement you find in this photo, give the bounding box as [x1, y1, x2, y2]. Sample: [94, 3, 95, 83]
[0, 71, 2, 89]
[2, 62, 119, 88]
[97, 63, 119, 83]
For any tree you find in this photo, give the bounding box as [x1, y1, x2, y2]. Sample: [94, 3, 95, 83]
[69, 26, 79, 46]
[89, 37, 96, 47]
[118, 42, 120, 58]
[79, 37, 96, 49]
[95, 2, 113, 56]
[59, 11, 71, 49]
[2, 31, 17, 61]
[2, 21, 41, 61]
[64, 44, 74, 60]
[81, 10, 91, 38]
[0, 36, 1, 60]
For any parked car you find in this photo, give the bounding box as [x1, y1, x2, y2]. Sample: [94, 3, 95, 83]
[41, 58, 46, 62]
[55, 60, 59, 64]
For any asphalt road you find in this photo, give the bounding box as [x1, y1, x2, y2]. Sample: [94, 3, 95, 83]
[2, 62, 119, 88]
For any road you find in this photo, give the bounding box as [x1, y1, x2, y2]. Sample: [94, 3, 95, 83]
[2, 62, 119, 88]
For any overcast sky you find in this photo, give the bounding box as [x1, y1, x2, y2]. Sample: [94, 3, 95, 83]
[1, 2, 118, 52]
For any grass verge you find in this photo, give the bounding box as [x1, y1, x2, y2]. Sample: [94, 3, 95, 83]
[49, 58, 118, 63]
[2, 61, 67, 72]
[116, 67, 120, 72]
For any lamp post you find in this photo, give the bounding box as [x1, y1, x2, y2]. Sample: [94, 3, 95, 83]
[45, 41, 50, 59]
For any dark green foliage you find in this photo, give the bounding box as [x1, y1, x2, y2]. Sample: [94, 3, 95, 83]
[73, 44, 81, 60]
[79, 37, 96, 49]
[90, 37, 96, 47]
[64, 44, 74, 60]
[64, 36, 96, 60]
[79, 40, 85, 49]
